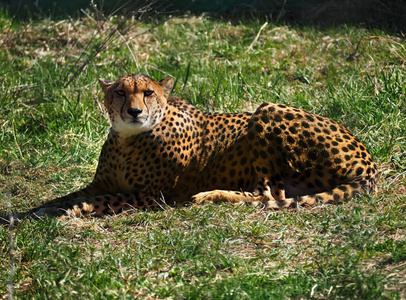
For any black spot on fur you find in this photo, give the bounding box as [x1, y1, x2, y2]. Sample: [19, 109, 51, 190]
[288, 126, 297, 134]
[255, 124, 264, 133]
[356, 167, 364, 176]
[285, 112, 295, 120]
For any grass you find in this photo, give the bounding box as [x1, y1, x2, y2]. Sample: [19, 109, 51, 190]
[0, 8, 406, 299]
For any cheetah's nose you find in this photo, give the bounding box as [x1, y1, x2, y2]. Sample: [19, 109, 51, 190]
[127, 108, 143, 118]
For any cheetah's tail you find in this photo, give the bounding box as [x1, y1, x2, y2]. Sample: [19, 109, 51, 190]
[262, 179, 377, 209]
[0, 211, 28, 226]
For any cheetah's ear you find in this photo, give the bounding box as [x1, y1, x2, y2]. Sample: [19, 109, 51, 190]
[98, 78, 114, 92]
[159, 77, 174, 97]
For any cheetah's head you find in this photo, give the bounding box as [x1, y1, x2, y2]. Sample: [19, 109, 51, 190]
[99, 74, 174, 136]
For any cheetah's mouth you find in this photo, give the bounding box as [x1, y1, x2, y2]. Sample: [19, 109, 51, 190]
[129, 118, 142, 124]
[124, 112, 150, 130]
[122, 111, 146, 124]
[125, 103, 149, 125]
[128, 113, 149, 125]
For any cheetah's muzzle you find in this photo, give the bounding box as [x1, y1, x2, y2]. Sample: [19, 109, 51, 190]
[127, 107, 143, 119]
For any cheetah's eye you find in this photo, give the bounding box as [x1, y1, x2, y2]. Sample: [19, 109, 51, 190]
[115, 90, 126, 97]
[144, 90, 154, 97]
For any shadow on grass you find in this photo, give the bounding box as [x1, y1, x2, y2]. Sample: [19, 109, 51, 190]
[2, 0, 406, 33]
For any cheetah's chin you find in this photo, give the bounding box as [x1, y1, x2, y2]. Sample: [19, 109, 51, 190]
[113, 119, 154, 136]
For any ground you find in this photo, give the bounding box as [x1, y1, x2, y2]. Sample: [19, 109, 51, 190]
[0, 10, 405, 299]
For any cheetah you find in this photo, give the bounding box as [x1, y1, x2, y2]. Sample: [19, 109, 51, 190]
[5, 74, 377, 221]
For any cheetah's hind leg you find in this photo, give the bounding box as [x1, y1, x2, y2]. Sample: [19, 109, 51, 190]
[191, 189, 298, 209]
[191, 190, 265, 205]
[191, 187, 306, 209]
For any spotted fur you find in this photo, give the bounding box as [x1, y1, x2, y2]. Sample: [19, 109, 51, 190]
[11, 74, 377, 219]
